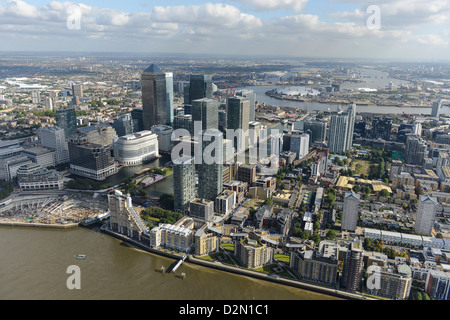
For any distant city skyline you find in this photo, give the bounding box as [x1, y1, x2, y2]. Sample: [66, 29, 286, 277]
[0, 0, 449, 61]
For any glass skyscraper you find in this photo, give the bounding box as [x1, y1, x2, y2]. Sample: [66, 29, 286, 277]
[192, 98, 219, 132]
[198, 129, 223, 201]
[328, 102, 356, 154]
[186, 74, 213, 104]
[55, 107, 77, 138]
[141, 64, 168, 130]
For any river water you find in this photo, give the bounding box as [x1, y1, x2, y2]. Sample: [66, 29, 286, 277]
[0, 226, 338, 300]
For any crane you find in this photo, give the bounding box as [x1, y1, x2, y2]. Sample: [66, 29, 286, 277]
[223, 80, 236, 95]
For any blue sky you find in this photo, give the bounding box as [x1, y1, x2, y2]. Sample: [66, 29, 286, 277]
[0, 0, 449, 60]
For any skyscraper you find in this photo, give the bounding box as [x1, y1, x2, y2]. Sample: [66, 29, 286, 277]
[431, 100, 442, 118]
[341, 240, 364, 292]
[173, 155, 196, 213]
[165, 72, 174, 126]
[198, 129, 223, 201]
[414, 195, 438, 235]
[55, 107, 77, 138]
[304, 120, 327, 143]
[342, 192, 360, 232]
[39, 126, 69, 165]
[289, 133, 310, 160]
[236, 89, 256, 122]
[227, 96, 250, 151]
[192, 98, 219, 132]
[371, 116, 392, 141]
[130, 108, 144, 133]
[328, 103, 356, 154]
[186, 74, 213, 104]
[141, 64, 168, 130]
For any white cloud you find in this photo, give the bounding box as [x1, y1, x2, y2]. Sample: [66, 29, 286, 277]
[232, 0, 309, 11]
[6, 0, 39, 18]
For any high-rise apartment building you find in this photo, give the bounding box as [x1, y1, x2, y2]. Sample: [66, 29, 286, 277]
[341, 240, 364, 292]
[342, 192, 360, 232]
[405, 134, 428, 166]
[72, 84, 83, 98]
[431, 100, 443, 118]
[371, 116, 392, 141]
[141, 64, 168, 130]
[328, 103, 356, 154]
[414, 195, 438, 235]
[173, 155, 196, 213]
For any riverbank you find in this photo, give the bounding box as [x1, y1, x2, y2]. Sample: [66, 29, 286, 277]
[99, 224, 372, 301]
[0, 220, 78, 229]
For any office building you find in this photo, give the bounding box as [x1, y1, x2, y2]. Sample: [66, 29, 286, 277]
[173, 114, 193, 136]
[192, 98, 219, 132]
[289, 133, 309, 160]
[185, 74, 213, 104]
[414, 195, 438, 235]
[236, 89, 256, 122]
[73, 123, 116, 147]
[237, 164, 257, 186]
[371, 116, 392, 141]
[113, 131, 159, 166]
[165, 72, 174, 125]
[189, 198, 215, 221]
[141, 64, 168, 130]
[39, 126, 69, 165]
[304, 120, 327, 143]
[328, 103, 356, 154]
[22, 146, 56, 169]
[151, 125, 173, 153]
[198, 130, 223, 201]
[55, 107, 77, 138]
[111, 114, 134, 137]
[130, 108, 144, 133]
[17, 163, 64, 191]
[227, 96, 250, 151]
[68, 133, 116, 181]
[342, 192, 360, 232]
[173, 155, 196, 213]
[0, 155, 33, 181]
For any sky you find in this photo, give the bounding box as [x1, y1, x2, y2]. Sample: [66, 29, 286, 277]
[0, 0, 450, 61]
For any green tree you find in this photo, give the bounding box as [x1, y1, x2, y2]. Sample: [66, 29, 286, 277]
[159, 193, 174, 210]
[326, 229, 336, 240]
[264, 198, 274, 206]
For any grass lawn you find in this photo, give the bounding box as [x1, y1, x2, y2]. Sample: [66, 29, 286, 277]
[221, 243, 235, 252]
[274, 254, 290, 263]
[350, 159, 371, 176]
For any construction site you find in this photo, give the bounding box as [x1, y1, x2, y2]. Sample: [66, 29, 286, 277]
[0, 194, 109, 227]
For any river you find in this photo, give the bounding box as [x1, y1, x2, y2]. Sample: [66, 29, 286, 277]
[0, 226, 339, 300]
